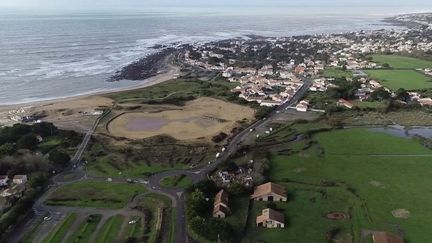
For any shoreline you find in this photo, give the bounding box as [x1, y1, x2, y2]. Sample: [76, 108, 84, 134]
[0, 61, 180, 113]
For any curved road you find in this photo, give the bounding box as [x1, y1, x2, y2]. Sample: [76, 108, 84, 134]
[8, 78, 311, 243]
[147, 78, 312, 243]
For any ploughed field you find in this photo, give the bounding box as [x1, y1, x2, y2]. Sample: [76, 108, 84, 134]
[242, 125, 432, 243]
[365, 55, 432, 91]
[107, 97, 254, 140]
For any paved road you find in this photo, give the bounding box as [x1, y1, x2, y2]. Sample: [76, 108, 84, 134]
[146, 78, 313, 243]
[6, 114, 102, 243]
[7, 78, 312, 243]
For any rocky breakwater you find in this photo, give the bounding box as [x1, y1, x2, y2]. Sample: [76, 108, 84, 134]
[109, 48, 176, 82]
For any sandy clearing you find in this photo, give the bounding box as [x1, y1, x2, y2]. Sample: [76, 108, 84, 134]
[108, 97, 255, 141]
[0, 63, 180, 131]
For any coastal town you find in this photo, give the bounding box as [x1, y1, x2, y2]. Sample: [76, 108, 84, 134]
[182, 22, 432, 111]
[1, 10, 432, 243]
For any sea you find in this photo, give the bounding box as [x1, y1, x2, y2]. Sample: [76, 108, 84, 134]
[0, 5, 430, 105]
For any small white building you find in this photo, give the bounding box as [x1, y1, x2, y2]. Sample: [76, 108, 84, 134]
[296, 100, 309, 112]
[13, 175, 27, 185]
[0, 176, 9, 187]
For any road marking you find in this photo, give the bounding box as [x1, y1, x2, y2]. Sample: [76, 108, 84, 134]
[176, 192, 183, 197]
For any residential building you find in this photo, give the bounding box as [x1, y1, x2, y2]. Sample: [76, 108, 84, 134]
[0, 176, 9, 187]
[13, 175, 27, 185]
[372, 231, 404, 243]
[256, 208, 285, 228]
[337, 99, 354, 109]
[213, 189, 230, 218]
[296, 100, 309, 112]
[251, 182, 287, 202]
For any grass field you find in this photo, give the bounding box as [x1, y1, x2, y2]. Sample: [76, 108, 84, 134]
[38, 137, 63, 153]
[106, 78, 239, 104]
[46, 181, 146, 208]
[243, 125, 432, 243]
[123, 216, 143, 239]
[323, 68, 353, 78]
[43, 213, 77, 243]
[135, 193, 174, 243]
[365, 69, 432, 91]
[371, 55, 432, 69]
[66, 214, 102, 243]
[94, 215, 125, 243]
[160, 175, 193, 189]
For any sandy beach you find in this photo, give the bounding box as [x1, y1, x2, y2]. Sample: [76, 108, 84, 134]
[0, 62, 181, 131]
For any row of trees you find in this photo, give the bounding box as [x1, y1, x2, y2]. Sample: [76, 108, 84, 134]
[186, 180, 235, 242]
[0, 122, 80, 241]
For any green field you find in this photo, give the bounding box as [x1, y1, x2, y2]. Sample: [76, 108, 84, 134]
[43, 213, 77, 243]
[135, 193, 174, 243]
[86, 137, 213, 178]
[323, 68, 353, 78]
[243, 126, 432, 243]
[123, 216, 144, 239]
[46, 181, 146, 208]
[66, 214, 102, 243]
[38, 137, 63, 153]
[89, 156, 187, 178]
[371, 55, 432, 69]
[94, 215, 125, 243]
[160, 175, 193, 189]
[365, 69, 432, 91]
[106, 78, 239, 105]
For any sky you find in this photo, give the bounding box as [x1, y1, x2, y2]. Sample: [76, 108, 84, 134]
[1, 0, 432, 10]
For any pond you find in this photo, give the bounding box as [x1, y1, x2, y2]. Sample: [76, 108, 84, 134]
[369, 125, 432, 139]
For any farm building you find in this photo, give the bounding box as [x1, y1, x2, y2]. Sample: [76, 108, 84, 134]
[372, 231, 404, 243]
[213, 189, 230, 218]
[250, 182, 287, 202]
[256, 208, 285, 228]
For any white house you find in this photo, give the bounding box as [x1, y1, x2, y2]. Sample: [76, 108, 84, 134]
[13, 175, 27, 185]
[0, 176, 9, 187]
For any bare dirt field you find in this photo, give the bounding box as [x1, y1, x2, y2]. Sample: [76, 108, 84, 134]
[0, 96, 113, 132]
[107, 97, 255, 140]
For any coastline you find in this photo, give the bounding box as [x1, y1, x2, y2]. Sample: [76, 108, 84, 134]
[0, 61, 180, 113]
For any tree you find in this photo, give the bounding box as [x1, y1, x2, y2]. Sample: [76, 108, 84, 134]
[187, 189, 211, 218]
[32, 122, 58, 137]
[371, 88, 391, 101]
[49, 150, 71, 166]
[218, 161, 238, 172]
[395, 88, 410, 102]
[0, 143, 15, 156]
[17, 134, 39, 150]
[7, 124, 32, 142]
[227, 182, 248, 196]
